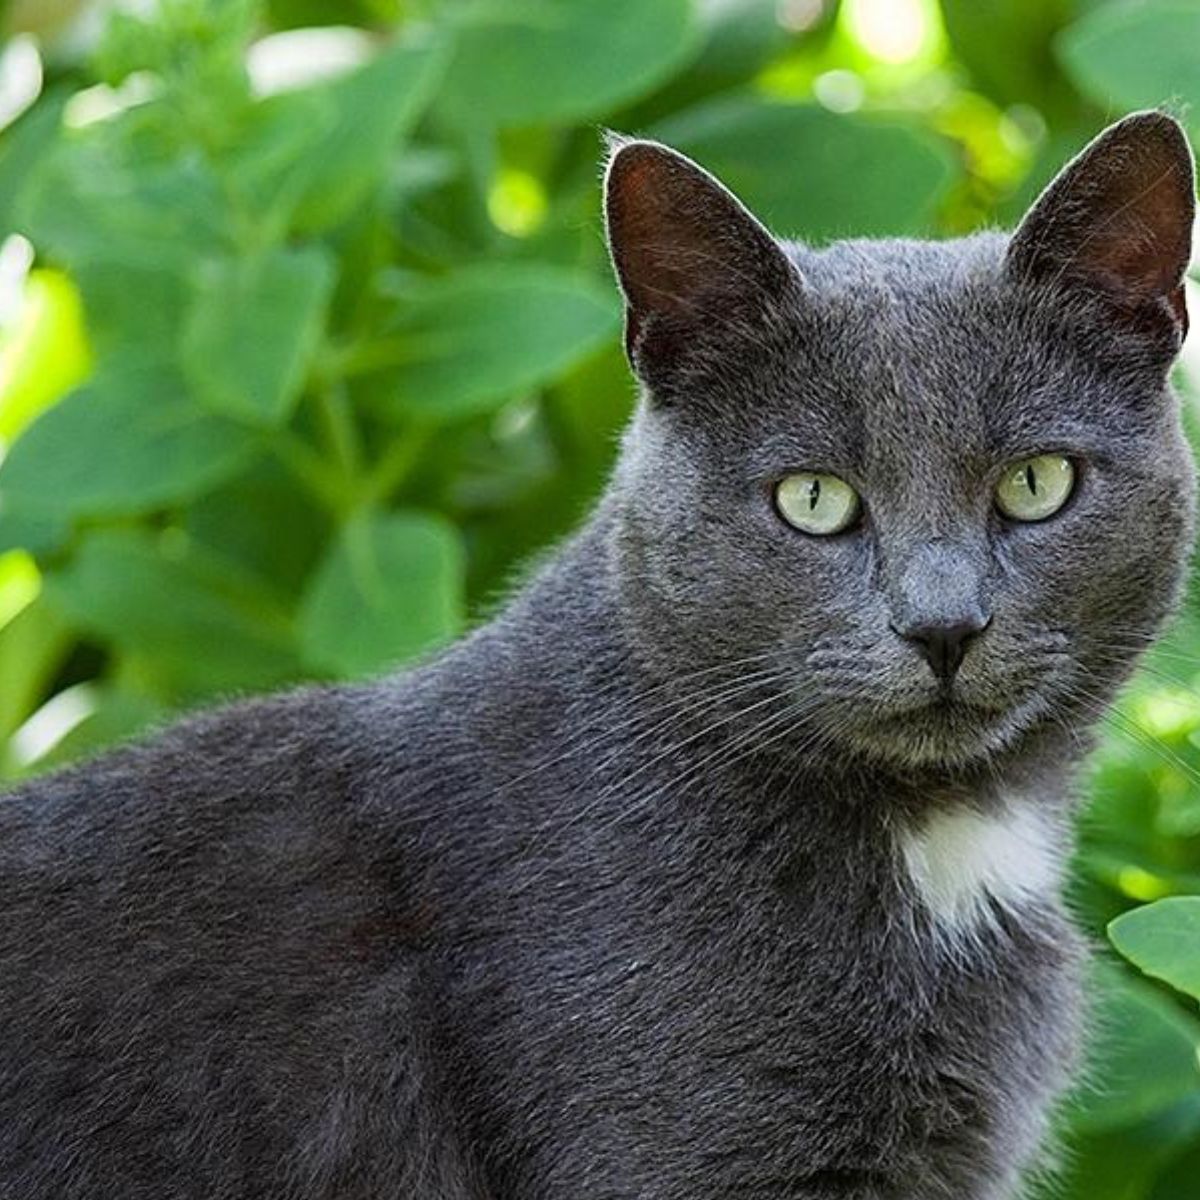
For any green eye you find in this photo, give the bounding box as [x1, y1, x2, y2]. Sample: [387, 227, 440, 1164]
[775, 472, 860, 535]
[995, 455, 1075, 522]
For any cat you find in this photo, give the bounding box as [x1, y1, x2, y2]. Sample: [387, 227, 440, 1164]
[0, 109, 1195, 1200]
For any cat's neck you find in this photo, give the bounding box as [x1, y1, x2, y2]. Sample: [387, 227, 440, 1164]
[418, 518, 1081, 945]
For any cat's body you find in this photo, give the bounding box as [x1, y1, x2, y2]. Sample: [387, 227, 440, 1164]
[1, 113, 1196, 1199]
[1, 522, 1081, 1200]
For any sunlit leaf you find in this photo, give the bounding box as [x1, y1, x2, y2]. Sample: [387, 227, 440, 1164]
[33, 686, 165, 773]
[1110, 898, 1200, 1003]
[0, 269, 92, 442]
[0, 596, 72, 757]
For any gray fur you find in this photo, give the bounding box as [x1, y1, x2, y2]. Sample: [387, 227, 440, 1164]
[1, 112, 1195, 1199]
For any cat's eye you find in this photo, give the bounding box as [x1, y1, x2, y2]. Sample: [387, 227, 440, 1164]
[995, 455, 1075, 522]
[775, 472, 861, 535]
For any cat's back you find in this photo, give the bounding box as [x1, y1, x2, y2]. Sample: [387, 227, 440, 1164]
[0, 674, 492, 1198]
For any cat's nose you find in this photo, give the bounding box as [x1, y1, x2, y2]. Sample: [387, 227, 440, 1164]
[896, 614, 990, 681]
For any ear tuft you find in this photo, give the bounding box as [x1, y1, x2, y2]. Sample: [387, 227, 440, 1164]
[603, 139, 795, 370]
[1007, 111, 1195, 342]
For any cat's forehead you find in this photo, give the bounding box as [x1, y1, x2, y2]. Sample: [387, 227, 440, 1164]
[790, 232, 1006, 295]
[748, 232, 1104, 472]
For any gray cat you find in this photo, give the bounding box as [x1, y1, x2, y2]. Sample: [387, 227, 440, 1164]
[1, 110, 1195, 1200]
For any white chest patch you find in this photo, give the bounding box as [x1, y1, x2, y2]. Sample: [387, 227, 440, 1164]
[899, 799, 1061, 941]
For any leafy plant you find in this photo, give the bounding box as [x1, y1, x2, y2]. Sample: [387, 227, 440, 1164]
[2, 1, 1200, 1195]
[1111, 897, 1200, 1005]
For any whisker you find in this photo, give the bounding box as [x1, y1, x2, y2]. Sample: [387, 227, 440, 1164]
[514, 679, 794, 871]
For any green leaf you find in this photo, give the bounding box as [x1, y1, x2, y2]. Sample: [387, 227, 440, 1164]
[44, 530, 300, 695]
[0, 89, 67, 237]
[1037, 1097, 1200, 1200]
[1057, 3, 1200, 118]
[370, 265, 619, 421]
[940, 0, 1078, 113]
[653, 100, 956, 241]
[18, 138, 227, 272]
[1068, 962, 1200, 1132]
[231, 33, 448, 234]
[33, 686, 166, 773]
[441, 0, 700, 126]
[0, 365, 259, 518]
[1110, 897, 1200, 1002]
[0, 597, 72, 757]
[182, 247, 334, 427]
[299, 510, 464, 677]
[183, 456, 332, 598]
[0, 506, 68, 556]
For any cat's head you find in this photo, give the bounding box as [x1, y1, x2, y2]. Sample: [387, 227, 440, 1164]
[603, 111, 1197, 771]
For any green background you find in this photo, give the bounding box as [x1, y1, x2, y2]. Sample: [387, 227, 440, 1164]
[2, 1, 1200, 1194]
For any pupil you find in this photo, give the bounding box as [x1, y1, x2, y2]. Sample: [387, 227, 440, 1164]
[808, 478, 821, 511]
[1025, 464, 1038, 495]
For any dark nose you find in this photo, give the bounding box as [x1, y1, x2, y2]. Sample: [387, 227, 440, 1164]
[898, 616, 990, 681]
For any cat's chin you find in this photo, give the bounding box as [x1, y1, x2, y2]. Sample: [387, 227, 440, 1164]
[835, 692, 1054, 771]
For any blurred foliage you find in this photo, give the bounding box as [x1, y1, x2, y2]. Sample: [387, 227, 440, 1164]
[1, 1, 1200, 1195]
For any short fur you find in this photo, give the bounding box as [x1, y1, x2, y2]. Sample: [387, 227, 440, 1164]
[1, 112, 1195, 1199]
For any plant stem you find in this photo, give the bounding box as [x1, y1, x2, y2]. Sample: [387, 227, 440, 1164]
[363, 424, 435, 506]
[270, 432, 347, 514]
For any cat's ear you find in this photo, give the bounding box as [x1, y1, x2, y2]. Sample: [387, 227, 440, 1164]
[604, 136, 796, 376]
[1006, 111, 1195, 343]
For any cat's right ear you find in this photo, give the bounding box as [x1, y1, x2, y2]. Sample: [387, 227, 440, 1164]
[604, 136, 796, 382]
[1006, 111, 1195, 346]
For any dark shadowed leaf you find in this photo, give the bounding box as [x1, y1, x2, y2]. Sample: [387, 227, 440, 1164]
[184, 456, 333, 599]
[17, 138, 227, 271]
[298, 510, 464, 677]
[940, 0, 1077, 113]
[44, 530, 300, 694]
[1150, 1130, 1200, 1198]
[1032, 1096, 1200, 1200]
[0, 89, 67, 237]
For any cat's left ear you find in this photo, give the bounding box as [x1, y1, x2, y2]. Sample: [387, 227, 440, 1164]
[1007, 111, 1195, 343]
[604, 136, 797, 379]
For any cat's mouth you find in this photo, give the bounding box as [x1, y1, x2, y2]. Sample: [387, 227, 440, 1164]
[837, 685, 1048, 768]
[801, 639, 1073, 768]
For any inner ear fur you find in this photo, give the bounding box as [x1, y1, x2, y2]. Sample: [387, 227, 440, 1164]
[603, 136, 797, 370]
[1006, 111, 1195, 343]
